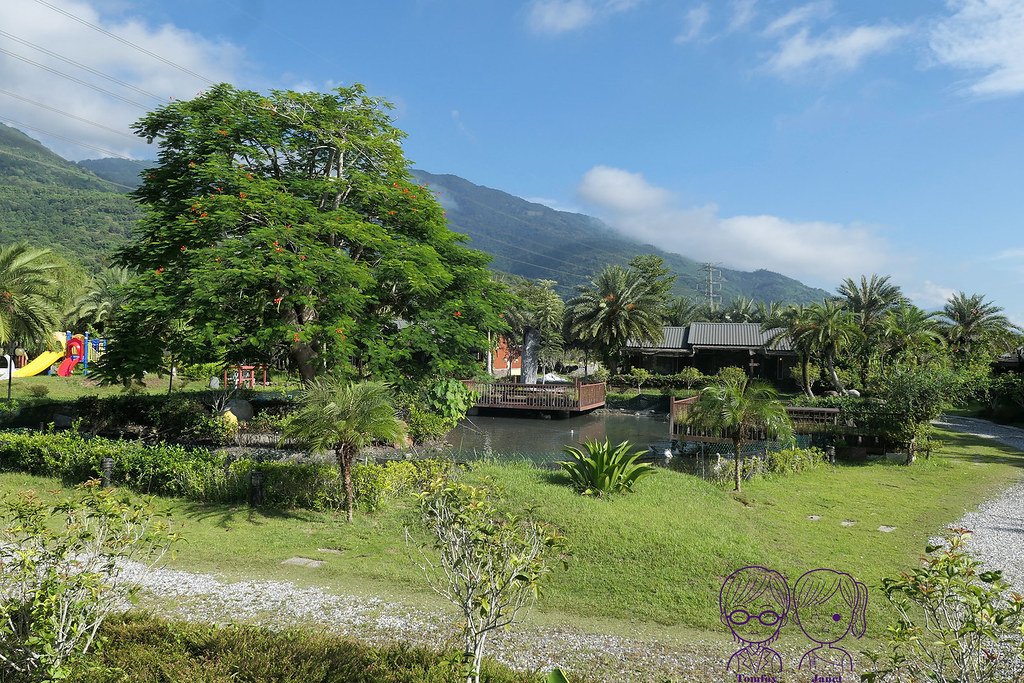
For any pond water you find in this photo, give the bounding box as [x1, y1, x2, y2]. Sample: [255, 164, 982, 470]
[444, 411, 672, 465]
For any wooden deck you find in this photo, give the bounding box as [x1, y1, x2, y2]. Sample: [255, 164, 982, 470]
[463, 381, 606, 413]
[669, 395, 841, 443]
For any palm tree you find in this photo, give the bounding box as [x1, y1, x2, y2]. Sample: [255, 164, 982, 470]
[838, 275, 905, 386]
[941, 292, 1018, 361]
[0, 243, 64, 347]
[764, 305, 816, 397]
[753, 300, 781, 324]
[721, 296, 756, 323]
[566, 265, 664, 374]
[505, 278, 564, 381]
[688, 376, 793, 492]
[283, 379, 406, 522]
[879, 304, 944, 371]
[68, 267, 130, 334]
[799, 301, 861, 393]
[664, 295, 705, 326]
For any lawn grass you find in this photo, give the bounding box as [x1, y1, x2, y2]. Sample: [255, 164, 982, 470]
[4, 372, 296, 405]
[1, 427, 1020, 642]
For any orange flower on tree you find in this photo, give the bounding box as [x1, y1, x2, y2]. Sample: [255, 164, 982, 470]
[273, 297, 283, 305]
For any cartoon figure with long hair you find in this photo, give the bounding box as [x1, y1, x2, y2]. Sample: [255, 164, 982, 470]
[793, 568, 868, 672]
[720, 565, 790, 673]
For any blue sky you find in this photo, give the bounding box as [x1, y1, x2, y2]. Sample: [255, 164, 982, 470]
[1, 0, 1022, 321]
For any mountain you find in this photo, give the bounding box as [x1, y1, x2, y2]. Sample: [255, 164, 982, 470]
[412, 170, 829, 304]
[0, 123, 139, 270]
[0, 125, 829, 303]
[76, 157, 152, 189]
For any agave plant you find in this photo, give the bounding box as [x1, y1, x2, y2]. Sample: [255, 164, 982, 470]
[559, 439, 655, 496]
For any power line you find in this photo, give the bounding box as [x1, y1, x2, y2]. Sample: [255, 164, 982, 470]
[0, 88, 138, 141]
[0, 28, 167, 104]
[0, 46, 149, 110]
[0, 115, 134, 159]
[33, 0, 217, 86]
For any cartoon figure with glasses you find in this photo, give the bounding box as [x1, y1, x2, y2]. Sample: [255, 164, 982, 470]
[793, 568, 868, 672]
[720, 565, 790, 673]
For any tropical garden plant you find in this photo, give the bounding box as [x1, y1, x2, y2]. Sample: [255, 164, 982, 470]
[0, 242, 64, 348]
[412, 480, 566, 683]
[559, 438, 655, 496]
[941, 291, 1018, 362]
[687, 375, 793, 491]
[283, 378, 406, 522]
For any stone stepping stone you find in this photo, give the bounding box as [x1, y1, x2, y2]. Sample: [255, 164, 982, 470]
[877, 525, 897, 533]
[807, 515, 821, 521]
[317, 548, 343, 555]
[840, 520, 856, 527]
[282, 557, 324, 568]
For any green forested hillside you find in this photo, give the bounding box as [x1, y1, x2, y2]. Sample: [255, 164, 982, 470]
[412, 170, 829, 303]
[0, 123, 139, 271]
[76, 157, 151, 190]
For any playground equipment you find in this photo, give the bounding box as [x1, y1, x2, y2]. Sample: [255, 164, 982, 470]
[0, 332, 108, 380]
[223, 364, 270, 389]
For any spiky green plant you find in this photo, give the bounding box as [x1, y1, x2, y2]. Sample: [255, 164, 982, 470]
[559, 439, 655, 496]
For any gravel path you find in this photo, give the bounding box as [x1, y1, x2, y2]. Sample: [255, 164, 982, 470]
[933, 414, 1024, 590]
[118, 559, 733, 682]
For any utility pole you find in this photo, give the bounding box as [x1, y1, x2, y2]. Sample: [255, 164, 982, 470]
[699, 263, 723, 312]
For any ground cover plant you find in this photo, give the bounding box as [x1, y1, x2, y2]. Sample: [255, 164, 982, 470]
[0, 427, 1015, 644]
[559, 439, 655, 496]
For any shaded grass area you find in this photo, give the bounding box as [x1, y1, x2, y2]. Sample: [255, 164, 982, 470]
[0, 428, 1019, 642]
[77, 612, 543, 683]
[5, 373, 293, 406]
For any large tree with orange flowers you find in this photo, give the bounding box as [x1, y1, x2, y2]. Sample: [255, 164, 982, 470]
[102, 84, 508, 384]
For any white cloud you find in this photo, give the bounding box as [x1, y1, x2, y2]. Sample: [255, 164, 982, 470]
[931, 0, 1024, 96]
[451, 109, 476, 142]
[763, 1, 832, 37]
[0, 0, 244, 160]
[577, 165, 888, 284]
[766, 24, 909, 75]
[995, 247, 1024, 260]
[526, 0, 641, 35]
[675, 5, 710, 44]
[908, 280, 957, 308]
[728, 0, 758, 32]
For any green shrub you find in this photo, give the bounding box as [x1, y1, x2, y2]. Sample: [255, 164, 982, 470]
[763, 446, 827, 475]
[27, 384, 49, 399]
[406, 404, 452, 442]
[226, 460, 343, 511]
[77, 612, 540, 683]
[559, 439, 655, 496]
[715, 366, 748, 385]
[865, 528, 1024, 682]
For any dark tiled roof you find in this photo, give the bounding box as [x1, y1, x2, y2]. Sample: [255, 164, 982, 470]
[688, 323, 790, 351]
[625, 323, 791, 352]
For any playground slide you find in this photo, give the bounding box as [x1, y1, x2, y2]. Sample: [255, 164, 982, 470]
[57, 355, 80, 377]
[13, 351, 65, 378]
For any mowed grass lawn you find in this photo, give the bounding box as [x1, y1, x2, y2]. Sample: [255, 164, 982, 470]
[1, 427, 1020, 640]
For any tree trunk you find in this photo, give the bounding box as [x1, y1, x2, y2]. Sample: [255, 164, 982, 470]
[522, 326, 540, 384]
[733, 439, 742, 492]
[290, 343, 318, 383]
[800, 356, 814, 398]
[825, 355, 845, 393]
[336, 445, 356, 522]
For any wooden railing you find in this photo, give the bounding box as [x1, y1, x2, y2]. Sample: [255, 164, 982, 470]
[464, 381, 606, 412]
[670, 396, 842, 441]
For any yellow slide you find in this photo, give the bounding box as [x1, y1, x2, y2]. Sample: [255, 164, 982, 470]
[13, 351, 65, 378]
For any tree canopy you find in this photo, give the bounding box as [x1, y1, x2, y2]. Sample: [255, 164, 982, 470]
[101, 84, 508, 385]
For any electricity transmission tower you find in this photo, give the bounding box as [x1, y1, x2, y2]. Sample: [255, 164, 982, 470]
[699, 263, 723, 311]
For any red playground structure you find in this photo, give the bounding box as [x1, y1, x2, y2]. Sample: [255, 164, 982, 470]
[57, 336, 84, 377]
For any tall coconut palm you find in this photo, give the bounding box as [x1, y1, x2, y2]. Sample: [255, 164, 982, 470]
[764, 305, 816, 397]
[880, 304, 944, 370]
[567, 265, 664, 374]
[283, 379, 406, 522]
[799, 300, 861, 393]
[688, 375, 793, 492]
[838, 275, 905, 386]
[68, 267, 130, 334]
[0, 243, 64, 347]
[664, 295, 704, 326]
[941, 292, 1018, 361]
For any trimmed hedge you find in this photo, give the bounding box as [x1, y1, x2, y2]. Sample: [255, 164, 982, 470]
[0, 430, 451, 512]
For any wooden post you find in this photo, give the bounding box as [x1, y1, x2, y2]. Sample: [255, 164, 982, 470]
[101, 456, 114, 488]
[248, 469, 264, 507]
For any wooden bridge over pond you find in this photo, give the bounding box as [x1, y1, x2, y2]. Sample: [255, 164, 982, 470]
[463, 381, 606, 414]
[669, 395, 841, 443]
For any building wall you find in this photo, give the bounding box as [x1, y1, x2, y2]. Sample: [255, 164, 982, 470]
[491, 336, 521, 376]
